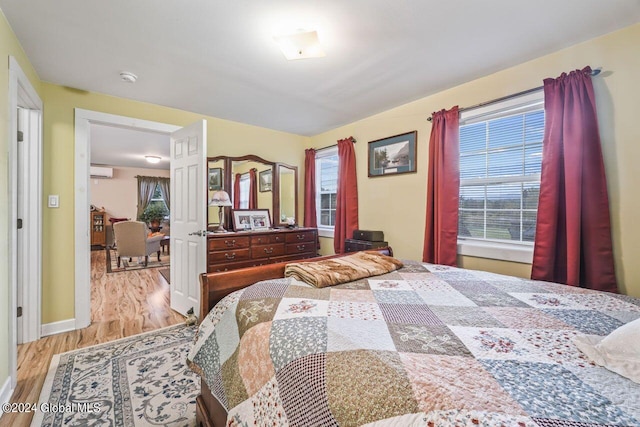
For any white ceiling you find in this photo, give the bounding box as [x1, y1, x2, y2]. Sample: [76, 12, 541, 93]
[2, 1, 639, 137]
[90, 124, 169, 170]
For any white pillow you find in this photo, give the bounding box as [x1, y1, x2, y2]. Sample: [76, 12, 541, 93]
[573, 317, 640, 383]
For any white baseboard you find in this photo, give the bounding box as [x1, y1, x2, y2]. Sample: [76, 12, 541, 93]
[41, 318, 76, 337]
[0, 376, 13, 408]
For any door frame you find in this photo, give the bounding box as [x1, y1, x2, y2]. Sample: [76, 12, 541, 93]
[74, 109, 179, 329]
[7, 57, 43, 391]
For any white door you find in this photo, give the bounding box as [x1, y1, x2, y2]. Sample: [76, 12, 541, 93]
[170, 120, 207, 317]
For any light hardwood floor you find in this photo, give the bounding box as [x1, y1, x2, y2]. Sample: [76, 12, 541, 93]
[1, 250, 184, 427]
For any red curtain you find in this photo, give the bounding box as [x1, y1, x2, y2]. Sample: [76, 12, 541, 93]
[248, 168, 258, 209]
[233, 173, 241, 209]
[423, 106, 460, 266]
[531, 67, 617, 292]
[304, 149, 318, 228]
[334, 138, 358, 254]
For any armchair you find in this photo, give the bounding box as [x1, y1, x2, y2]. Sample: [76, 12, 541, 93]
[112, 221, 164, 267]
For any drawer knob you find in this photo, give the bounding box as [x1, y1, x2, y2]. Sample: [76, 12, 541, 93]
[225, 252, 236, 260]
[224, 239, 236, 247]
[296, 234, 305, 240]
[296, 244, 306, 251]
[264, 247, 274, 254]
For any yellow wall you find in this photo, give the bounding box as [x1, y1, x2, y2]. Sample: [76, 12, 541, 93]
[40, 83, 307, 323]
[0, 8, 42, 390]
[309, 24, 640, 297]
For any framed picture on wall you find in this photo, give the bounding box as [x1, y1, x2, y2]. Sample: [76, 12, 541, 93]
[208, 167, 223, 191]
[368, 131, 417, 177]
[232, 209, 271, 231]
[259, 169, 272, 192]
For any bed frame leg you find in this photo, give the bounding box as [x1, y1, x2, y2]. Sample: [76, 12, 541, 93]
[196, 396, 215, 427]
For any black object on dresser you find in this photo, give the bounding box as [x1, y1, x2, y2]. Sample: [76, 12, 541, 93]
[345, 229, 388, 253]
[207, 227, 318, 272]
[352, 229, 385, 242]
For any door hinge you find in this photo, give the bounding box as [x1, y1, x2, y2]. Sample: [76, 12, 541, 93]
[17, 306, 23, 318]
[17, 218, 23, 229]
[17, 130, 24, 142]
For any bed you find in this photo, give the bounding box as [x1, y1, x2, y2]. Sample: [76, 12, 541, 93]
[187, 250, 640, 427]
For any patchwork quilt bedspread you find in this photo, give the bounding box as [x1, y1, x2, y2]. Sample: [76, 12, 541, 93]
[187, 261, 640, 426]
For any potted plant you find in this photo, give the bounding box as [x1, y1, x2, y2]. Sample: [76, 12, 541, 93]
[140, 202, 169, 231]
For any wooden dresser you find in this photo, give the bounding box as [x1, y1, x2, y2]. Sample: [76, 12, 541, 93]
[207, 227, 318, 272]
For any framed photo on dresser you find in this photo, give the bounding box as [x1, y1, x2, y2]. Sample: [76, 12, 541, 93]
[232, 209, 271, 231]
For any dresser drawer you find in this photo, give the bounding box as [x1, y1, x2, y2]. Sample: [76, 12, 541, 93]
[251, 243, 286, 259]
[208, 236, 250, 251]
[251, 234, 286, 245]
[285, 231, 316, 243]
[206, 228, 319, 273]
[208, 248, 251, 263]
[286, 242, 315, 255]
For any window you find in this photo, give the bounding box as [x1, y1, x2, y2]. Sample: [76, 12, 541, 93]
[143, 184, 169, 219]
[239, 173, 250, 209]
[149, 185, 167, 207]
[457, 91, 544, 262]
[315, 146, 338, 233]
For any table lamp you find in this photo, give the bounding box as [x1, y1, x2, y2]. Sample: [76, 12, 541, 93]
[209, 190, 232, 233]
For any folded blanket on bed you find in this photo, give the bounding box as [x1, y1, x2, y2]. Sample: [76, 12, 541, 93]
[284, 250, 404, 287]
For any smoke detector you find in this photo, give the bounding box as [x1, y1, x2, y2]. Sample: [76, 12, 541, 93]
[120, 71, 138, 83]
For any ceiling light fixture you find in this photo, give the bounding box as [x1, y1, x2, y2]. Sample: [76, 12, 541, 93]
[120, 71, 138, 83]
[273, 30, 325, 60]
[145, 155, 161, 164]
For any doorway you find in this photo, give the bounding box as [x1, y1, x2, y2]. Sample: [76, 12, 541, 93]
[74, 110, 180, 329]
[89, 122, 171, 250]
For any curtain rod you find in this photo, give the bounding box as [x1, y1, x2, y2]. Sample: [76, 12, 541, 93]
[317, 136, 357, 151]
[134, 175, 170, 179]
[426, 68, 602, 122]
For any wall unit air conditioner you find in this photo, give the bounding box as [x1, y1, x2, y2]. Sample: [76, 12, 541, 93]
[90, 166, 113, 179]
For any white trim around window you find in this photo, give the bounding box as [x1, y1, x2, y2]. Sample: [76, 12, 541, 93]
[457, 238, 534, 264]
[317, 227, 335, 238]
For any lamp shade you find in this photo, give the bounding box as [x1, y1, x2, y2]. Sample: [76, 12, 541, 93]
[209, 190, 232, 207]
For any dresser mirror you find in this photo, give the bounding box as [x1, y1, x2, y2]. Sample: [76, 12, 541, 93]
[278, 164, 298, 225]
[207, 155, 298, 229]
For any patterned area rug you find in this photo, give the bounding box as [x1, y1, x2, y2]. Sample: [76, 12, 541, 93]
[106, 247, 170, 273]
[32, 324, 199, 427]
